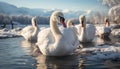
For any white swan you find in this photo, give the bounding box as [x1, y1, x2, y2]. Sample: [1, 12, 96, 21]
[66, 19, 79, 41]
[78, 15, 96, 42]
[76, 15, 96, 42]
[96, 18, 111, 38]
[67, 19, 75, 28]
[37, 11, 79, 56]
[67, 16, 96, 42]
[20, 16, 40, 42]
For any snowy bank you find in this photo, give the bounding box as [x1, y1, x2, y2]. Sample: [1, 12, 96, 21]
[0, 28, 22, 38]
[77, 43, 120, 61]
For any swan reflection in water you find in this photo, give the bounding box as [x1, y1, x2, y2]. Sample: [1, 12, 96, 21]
[78, 36, 112, 49]
[20, 39, 39, 56]
[35, 54, 85, 69]
[20, 36, 119, 69]
[92, 36, 111, 46]
[20, 39, 86, 69]
[104, 60, 120, 69]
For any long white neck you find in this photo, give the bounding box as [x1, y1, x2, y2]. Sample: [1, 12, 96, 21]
[81, 20, 86, 28]
[32, 26, 39, 36]
[50, 18, 62, 41]
[32, 19, 39, 37]
[79, 19, 86, 41]
[105, 22, 110, 27]
[79, 27, 86, 41]
[32, 20, 38, 28]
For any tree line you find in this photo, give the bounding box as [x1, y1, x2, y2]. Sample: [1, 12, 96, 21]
[0, 13, 50, 25]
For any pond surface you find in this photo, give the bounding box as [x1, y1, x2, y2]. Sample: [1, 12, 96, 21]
[0, 25, 120, 69]
[0, 35, 119, 69]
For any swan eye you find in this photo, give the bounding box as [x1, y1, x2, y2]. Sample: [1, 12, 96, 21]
[58, 16, 65, 22]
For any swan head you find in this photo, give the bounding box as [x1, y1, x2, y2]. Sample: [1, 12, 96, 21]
[104, 18, 109, 23]
[104, 17, 110, 27]
[31, 16, 38, 27]
[79, 15, 86, 27]
[67, 19, 74, 28]
[50, 11, 66, 28]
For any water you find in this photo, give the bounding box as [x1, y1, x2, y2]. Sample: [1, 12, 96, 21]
[0, 37, 36, 69]
[0, 25, 120, 69]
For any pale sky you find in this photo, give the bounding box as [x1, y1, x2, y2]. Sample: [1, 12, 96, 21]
[0, 0, 108, 12]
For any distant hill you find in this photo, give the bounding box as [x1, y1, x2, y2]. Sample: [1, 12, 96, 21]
[0, 1, 103, 25]
[0, 2, 49, 16]
[0, 1, 90, 18]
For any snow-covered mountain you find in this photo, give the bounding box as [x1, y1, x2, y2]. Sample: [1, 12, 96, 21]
[0, 1, 90, 19]
[0, 2, 46, 16]
[1, 1, 104, 25]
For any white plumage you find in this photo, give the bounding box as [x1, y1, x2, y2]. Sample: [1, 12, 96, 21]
[20, 17, 40, 42]
[37, 11, 79, 56]
[67, 15, 96, 42]
[96, 18, 111, 38]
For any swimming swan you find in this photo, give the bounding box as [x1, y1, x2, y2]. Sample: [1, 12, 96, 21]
[20, 16, 39, 42]
[37, 11, 79, 56]
[77, 15, 96, 42]
[96, 18, 111, 38]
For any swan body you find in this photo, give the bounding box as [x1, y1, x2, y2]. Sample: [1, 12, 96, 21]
[96, 18, 111, 38]
[96, 27, 111, 37]
[78, 15, 96, 42]
[78, 24, 96, 42]
[20, 17, 39, 42]
[37, 11, 79, 56]
[67, 16, 96, 42]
